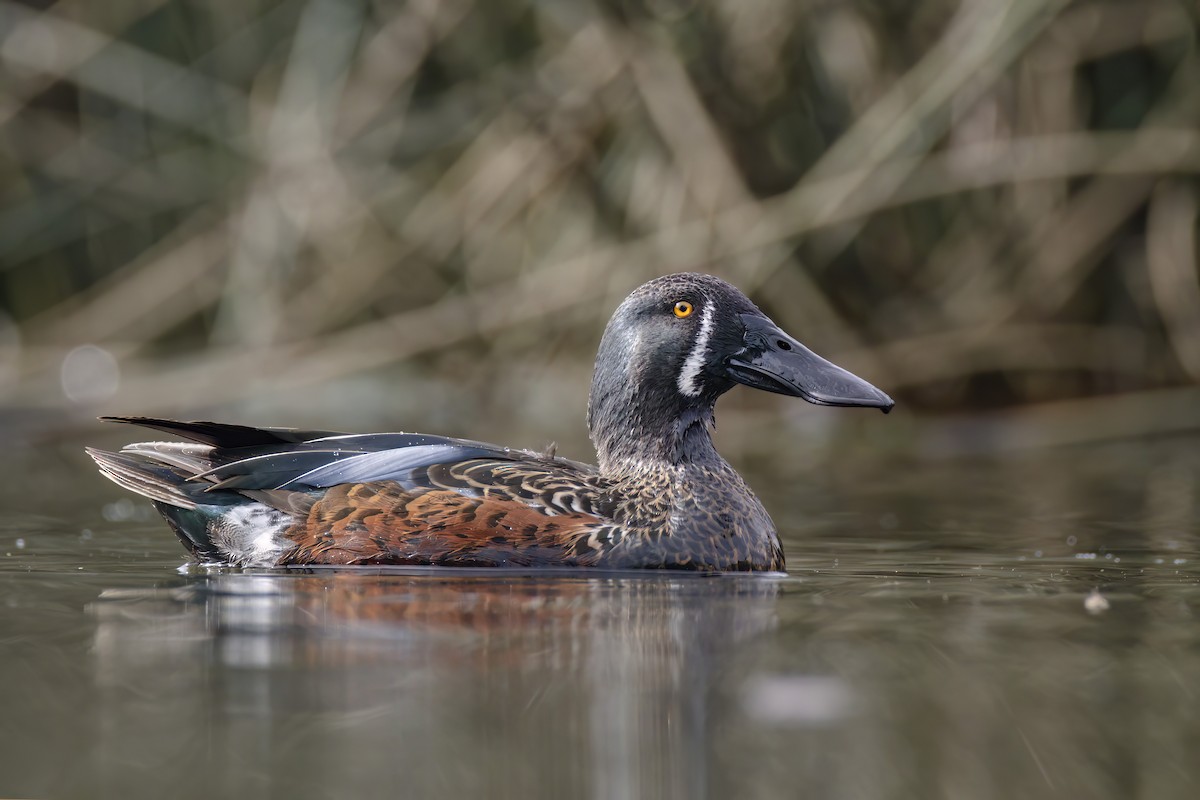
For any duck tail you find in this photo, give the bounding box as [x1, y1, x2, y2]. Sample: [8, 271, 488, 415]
[86, 446, 233, 561]
[87, 442, 301, 565]
[86, 447, 203, 510]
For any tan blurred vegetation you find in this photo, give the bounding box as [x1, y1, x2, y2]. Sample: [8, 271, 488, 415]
[1, 0, 1199, 454]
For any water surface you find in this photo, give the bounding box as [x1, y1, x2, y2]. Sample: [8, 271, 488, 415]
[2, 435, 1199, 799]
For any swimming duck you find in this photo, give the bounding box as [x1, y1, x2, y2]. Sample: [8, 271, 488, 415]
[88, 273, 893, 571]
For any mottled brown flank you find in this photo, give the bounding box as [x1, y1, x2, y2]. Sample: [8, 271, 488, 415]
[277, 457, 784, 571]
[279, 482, 606, 567]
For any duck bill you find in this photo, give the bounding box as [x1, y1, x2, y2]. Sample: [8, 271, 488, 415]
[726, 314, 894, 413]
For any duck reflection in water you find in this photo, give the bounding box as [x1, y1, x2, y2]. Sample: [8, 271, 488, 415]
[89, 571, 782, 798]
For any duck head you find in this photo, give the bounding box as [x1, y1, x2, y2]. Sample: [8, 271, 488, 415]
[587, 273, 893, 470]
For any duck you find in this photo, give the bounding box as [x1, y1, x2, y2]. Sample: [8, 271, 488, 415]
[87, 273, 893, 572]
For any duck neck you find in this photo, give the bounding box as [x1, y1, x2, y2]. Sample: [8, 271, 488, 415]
[588, 380, 722, 476]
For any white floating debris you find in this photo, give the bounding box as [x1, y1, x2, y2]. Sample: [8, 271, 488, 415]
[742, 675, 853, 726]
[1084, 589, 1110, 615]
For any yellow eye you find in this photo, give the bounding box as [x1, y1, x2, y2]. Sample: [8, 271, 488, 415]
[673, 301, 693, 318]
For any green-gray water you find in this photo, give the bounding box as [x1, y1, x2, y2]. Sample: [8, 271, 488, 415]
[3, 434, 1199, 799]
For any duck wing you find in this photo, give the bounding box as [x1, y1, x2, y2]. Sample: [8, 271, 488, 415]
[96, 417, 618, 567]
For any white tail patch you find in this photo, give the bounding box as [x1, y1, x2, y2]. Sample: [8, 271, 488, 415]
[212, 504, 293, 567]
[677, 302, 715, 397]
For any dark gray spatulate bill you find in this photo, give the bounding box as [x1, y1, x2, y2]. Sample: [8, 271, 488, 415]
[88, 272, 894, 571]
[726, 314, 894, 411]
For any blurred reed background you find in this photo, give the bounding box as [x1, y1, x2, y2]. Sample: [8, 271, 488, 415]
[1, 0, 1198, 459]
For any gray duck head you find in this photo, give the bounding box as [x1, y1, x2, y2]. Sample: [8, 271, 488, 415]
[586, 273, 893, 471]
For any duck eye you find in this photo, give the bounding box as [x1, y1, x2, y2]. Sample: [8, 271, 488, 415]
[673, 301, 694, 318]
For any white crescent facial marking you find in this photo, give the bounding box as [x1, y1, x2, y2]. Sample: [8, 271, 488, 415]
[676, 301, 715, 398]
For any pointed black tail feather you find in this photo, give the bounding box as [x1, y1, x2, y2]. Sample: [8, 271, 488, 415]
[99, 416, 346, 449]
[86, 447, 236, 559]
[86, 447, 207, 509]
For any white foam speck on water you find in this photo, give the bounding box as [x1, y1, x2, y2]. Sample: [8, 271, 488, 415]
[742, 675, 854, 726]
[1084, 589, 1110, 615]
